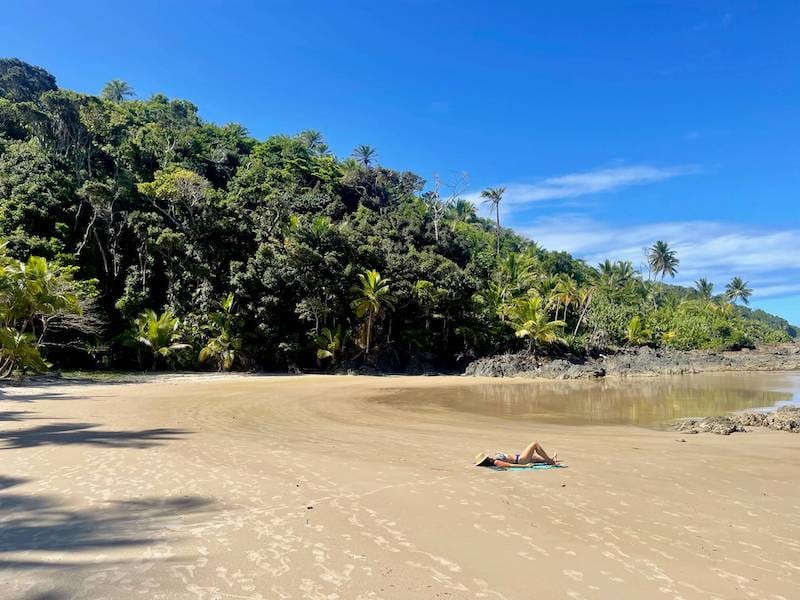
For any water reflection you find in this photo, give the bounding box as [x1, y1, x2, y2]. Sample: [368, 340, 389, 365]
[381, 373, 800, 427]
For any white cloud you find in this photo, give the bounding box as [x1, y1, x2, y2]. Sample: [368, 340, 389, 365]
[466, 165, 697, 207]
[520, 216, 800, 300]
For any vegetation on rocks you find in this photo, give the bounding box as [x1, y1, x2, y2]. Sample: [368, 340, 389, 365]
[0, 58, 795, 377]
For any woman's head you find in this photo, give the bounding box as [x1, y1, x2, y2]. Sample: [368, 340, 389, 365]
[474, 452, 494, 467]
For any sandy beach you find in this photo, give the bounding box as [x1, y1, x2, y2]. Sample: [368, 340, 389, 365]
[1, 374, 799, 600]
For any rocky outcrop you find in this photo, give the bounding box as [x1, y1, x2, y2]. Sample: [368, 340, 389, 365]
[464, 343, 800, 379]
[674, 406, 800, 435]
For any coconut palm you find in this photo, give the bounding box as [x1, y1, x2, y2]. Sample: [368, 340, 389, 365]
[499, 252, 536, 293]
[132, 309, 190, 370]
[725, 277, 753, 305]
[480, 187, 506, 256]
[297, 130, 330, 156]
[625, 316, 652, 346]
[199, 293, 242, 372]
[509, 295, 566, 354]
[0, 328, 47, 377]
[100, 79, 135, 103]
[572, 286, 595, 336]
[352, 144, 377, 167]
[694, 278, 714, 300]
[647, 240, 679, 283]
[351, 269, 396, 356]
[551, 275, 579, 321]
[448, 198, 477, 222]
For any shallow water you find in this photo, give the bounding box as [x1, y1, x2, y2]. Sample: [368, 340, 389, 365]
[380, 371, 800, 427]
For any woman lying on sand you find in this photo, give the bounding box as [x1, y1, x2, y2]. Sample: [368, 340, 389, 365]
[475, 440, 558, 468]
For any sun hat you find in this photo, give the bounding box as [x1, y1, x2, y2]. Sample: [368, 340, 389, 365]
[474, 452, 491, 466]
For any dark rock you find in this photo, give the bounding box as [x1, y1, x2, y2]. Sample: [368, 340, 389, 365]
[464, 342, 800, 380]
[674, 416, 746, 435]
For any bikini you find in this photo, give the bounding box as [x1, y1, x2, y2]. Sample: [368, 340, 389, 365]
[494, 452, 521, 464]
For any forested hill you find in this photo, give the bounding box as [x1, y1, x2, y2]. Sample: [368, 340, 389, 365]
[0, 58, 794, 375]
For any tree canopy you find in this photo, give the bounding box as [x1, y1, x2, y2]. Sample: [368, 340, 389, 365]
[0, 59, 793, 375]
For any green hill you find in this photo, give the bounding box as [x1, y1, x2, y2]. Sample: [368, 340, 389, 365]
[0, 59, 793, 374]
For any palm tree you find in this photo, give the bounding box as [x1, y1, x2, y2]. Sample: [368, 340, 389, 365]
[509, 295, 566, 355]
[198, 293, 242, 372]
[297, 130, 330, 156]
[352, 144, 377, 167]
[0, 328, 47, 377]
[694, 278, 714, 300]
[572, 286, 595, 336]
[101, 79, 135, 103]
[480, 187, 506, 256]
[351, 269, 396, 356]
[625, 316, 652, 346]
[499, 252, 536, 294]
[551, 275, 579, 321]
[648, 240, 680, 283]
[448, 198, 477, 222]
[725, 277, 753, 305]
[132, 309, 190, 370]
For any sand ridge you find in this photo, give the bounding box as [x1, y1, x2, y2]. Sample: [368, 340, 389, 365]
[1, 374, 799, 599]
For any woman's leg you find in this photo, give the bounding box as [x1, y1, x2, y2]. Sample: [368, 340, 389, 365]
[519, 441, 556, 465]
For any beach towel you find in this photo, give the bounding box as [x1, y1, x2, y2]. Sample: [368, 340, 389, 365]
[491, 464, 567, 471]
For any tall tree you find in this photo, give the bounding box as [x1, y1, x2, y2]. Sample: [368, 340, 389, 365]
[100, 79, 135, 103]
[351, 269, 395, 356]
[647, 240, 679, 295]
[352, 144, 377, 167]
[480, 187, 506, 256]
[725, 277, 752, 305]
[694, 278, 714, 300]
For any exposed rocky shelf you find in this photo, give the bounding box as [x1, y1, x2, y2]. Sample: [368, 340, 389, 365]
[465, 343, 800, 380]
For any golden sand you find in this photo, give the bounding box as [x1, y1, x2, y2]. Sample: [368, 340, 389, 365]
[1, 374, 798, 599]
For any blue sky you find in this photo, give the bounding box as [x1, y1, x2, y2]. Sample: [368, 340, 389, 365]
[2, 1, 799, 323]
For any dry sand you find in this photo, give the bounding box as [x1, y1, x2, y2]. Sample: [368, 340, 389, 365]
[1, 374, 798, 599]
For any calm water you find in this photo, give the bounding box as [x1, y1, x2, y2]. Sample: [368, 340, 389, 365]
[380, 372, 800, 427]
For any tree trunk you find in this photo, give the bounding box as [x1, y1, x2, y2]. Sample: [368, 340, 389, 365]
[365, 314, 373, 356]
[573, 294, 592, 336]
[495, 210, 501, 256]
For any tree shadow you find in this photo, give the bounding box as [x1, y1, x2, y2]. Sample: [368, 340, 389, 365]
[0, 410, 42, 422]
[0, 490, 214, 569]
[0, 475, 29, 490]
[0, 423, 191, 450]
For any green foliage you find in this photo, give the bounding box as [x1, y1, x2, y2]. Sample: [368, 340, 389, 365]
[625, 316, 652, 346]
[0, 58, 792, 374]
[508, 294, 566, 354]
[352, 269, 396, 356]
[0, 58, 57, 103]
[314, 325, 346, 364]
[0, 244, 86, 376]
[100, 80, 135, 103]
[725, 276, 753, 305]
[198, 293, 243, 371]
[130, 309, 190, 370]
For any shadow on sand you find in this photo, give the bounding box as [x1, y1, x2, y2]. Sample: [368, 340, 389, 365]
[0, 485, 214, 569]
[0, 422, 191, 450]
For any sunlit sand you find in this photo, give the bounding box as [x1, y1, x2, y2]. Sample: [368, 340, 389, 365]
[2, 374, 799, 599]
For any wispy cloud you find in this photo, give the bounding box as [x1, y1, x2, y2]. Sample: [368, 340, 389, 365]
[466, 165, 697, 206]
[520, 216, 800, 302]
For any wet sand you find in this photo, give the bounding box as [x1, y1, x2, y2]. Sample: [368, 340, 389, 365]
[1, 374, 799, 599]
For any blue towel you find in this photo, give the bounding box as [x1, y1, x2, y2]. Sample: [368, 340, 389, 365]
[491, 463, 567, 471]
